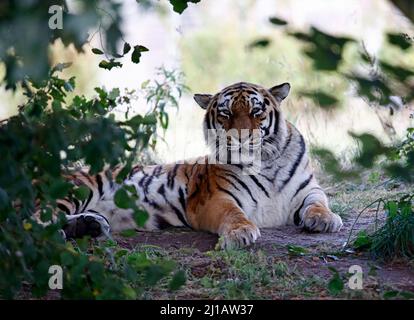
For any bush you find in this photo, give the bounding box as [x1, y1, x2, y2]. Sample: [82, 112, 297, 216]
[351, 195, 414, 260]
[0, 64, 186, 298]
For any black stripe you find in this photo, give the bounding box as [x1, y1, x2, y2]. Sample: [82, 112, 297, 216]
[293, 191, 318, 226]
[138, 172, 149, 188]
[143, 196, 161, 210]
[274, 110, 280, 136]
[245, 89, 258, 95]
[178, 187, 187, 213]
[211, 110, 217, 129]
[155, 214, 172, 229]
[294, 197, 306, 226]
[188, 183, 200, 200]
[206, 112, 212, 130]
[258, 172, 274, 183]
[217, 175, 241, 192]
[58, 203, 71, 214]
[281, 126, 293, 155]
[264, 110, 274, 136]
[96, 174, 104, 198]
[157, 183, 190, 228]
[73, 198, 80, 213]
[292, 174, 313, 200]
[79, 171, 93, 184]
[167, 164, 179, 189]
[81, 189, 94, 212]
[143, 170, 156, 192]
[204, 166, 211, 194]
[248, 174, 270, 198]
[184, 169, 190, 182]
[224, 90, 237, 96]
[216, 183, 243, 209]
[226, 173, 258, 205]
[157, 184, 165, 195]
[169, 203, 191, 228]
[280, 135, 306, 191]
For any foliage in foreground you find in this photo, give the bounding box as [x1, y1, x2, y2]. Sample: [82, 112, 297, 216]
[0, 65, 186, 299]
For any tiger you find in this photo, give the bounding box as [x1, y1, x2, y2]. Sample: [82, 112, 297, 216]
[44, 81, 343, 250]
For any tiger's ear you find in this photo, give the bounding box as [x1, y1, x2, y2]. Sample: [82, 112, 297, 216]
[194, 94, 212, 109]
[269, 83, 290, 102]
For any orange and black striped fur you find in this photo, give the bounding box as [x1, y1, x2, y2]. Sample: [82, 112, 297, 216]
[39, 82, 343, 249]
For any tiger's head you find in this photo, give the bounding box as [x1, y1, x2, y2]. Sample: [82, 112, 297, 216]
[194, 82, 290, 164]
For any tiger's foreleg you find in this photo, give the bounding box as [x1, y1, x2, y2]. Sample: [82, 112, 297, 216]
[296, 188, 343, 233]
[190, 198, 261, 250]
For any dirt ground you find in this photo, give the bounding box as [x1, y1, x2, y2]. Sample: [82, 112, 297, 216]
[114, 180, 414, 299]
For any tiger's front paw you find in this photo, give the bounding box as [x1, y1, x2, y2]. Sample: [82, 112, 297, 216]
[303, 204, 343, 233]
[218, 224, 261, 250]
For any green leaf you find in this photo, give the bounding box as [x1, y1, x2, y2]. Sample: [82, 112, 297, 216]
[383, 290, 399, 299]
[142, 113, 157, 125]
[98, 59, 123, 70]
[131, 45, 149, 64]
[400, 291, 414, 299]
[0, 188, 10, 211]
[287, 244, 308, 256]
[291, 27, 353, 71]
[92, 48, 104, 55]
[169, 270, 186, 290]
[108, 88, 120, 100]
[73, 186, 90, 201]
[49, 181, 72, 199]
[248, 38, 271, 49]
[353, 231, 372, 250]
[380, 60, 414, 81]
[159, 112, 169, 129]
[52, 62, 73, 73]
[137, 45, 149, 52]
[145, 265, 168, 285]
[301, 91, 339, 108]
[133, 209, 149, 227]
[350, 132, 389, 168]
[122, 285, 137, 299]
[120, 229, 136, 237]
[327, 267, 344, 295]
[64, 80, 74, 92]
[169, 0, 200, 14]
[385, 201, 398, 218]
[123, 42, 131, 54]
[114, 188, 132, 209]
[387, 33, 412, 50]
[269, 16, 287, 25]
[60, 251, 74, 266]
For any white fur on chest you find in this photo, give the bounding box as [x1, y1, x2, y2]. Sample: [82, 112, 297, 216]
[245, 191, 291, 228]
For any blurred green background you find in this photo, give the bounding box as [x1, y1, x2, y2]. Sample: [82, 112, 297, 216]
[1, 0, 413, 163]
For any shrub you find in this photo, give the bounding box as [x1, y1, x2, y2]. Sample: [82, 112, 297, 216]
[0, 64, 186, 298]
